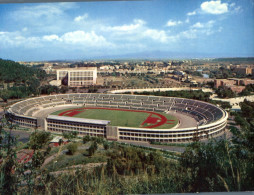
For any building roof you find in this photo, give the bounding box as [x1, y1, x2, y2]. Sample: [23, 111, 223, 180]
[56, 67, 97, 71]
[47, 115, 110, 125]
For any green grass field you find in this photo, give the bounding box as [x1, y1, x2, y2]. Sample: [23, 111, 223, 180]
[52, 107, 178, 129]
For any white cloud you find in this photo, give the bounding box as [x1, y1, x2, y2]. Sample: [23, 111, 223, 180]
[8, 3, 78, 34]
[0, 31, 42, 48]
[43, 35, 61, 41]
[143, 29, 168, 43]
[74, 14, 88, 22]
[11, 3, 72, 20]
[230, 3, 236, 7]
[181, 29, 198, 39]
[233, 6, 242, 13]
[192, 22, 204, 28]
[191, 20, 215, 29]
[22, 27, 28, 32]
[42, 31, 113, 47]
[229, 2, 242, 14]
[181, 20, 219, 39]
[103, 19, 145, 32]
[61, 31, 104, 45]
[187, 11, 196, 16]
[0, 29, 113, 49]
[201, 0, 228, 14]
[166, 20, 182, 27]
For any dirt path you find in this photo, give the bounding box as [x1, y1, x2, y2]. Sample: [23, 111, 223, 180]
[41, 145, 65, 168]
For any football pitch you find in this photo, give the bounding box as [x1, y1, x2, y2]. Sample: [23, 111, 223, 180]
[52, 107, 178, 129]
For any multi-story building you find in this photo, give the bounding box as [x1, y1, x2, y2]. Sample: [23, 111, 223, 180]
[214, 79, 236, 88]
[232, 67, 252, 76]
[56, 67, 97, 87]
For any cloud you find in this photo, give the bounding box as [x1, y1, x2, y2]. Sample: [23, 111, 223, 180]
[74, 14, 88, 22]
[181, 29, 198, 39]
[0, 29, 113, 50]
[166, 20, 182, 27]
[201, 0, 228, 14]
[103, 19, 145, 32]
[191, 20, 215, 29]
[232, 6, 242, 14]
[0, 3, 228, 60]
[43, 35, 61, 41]
[8, 3, 78, 34]
[187, 11, 196, 16]
[143, 29, 169, 43]
[0, 31, 42, 48]
[11, 3, 74, 20]
[43, 31, 113, 48]
[230, 3, 236, 7]
[192, 22, 204, 28]
[181, 20, 219, 39]
[61, 31, 107, 45]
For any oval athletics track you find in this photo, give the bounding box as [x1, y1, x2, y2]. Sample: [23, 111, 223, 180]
[55, 107, 177, 129]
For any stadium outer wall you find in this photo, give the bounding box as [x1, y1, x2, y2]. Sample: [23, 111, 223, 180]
[7, 93, 228, 143]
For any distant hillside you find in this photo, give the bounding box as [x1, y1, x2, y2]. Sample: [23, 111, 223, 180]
[0, 58, 47, 101]
[212, 57, 254, 63]
[0, 58, 46, 83]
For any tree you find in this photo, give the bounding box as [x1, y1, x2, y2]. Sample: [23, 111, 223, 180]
[0, 114, 19, 193]
[215, 86, 235, 98]
[240, 100, 254, 119]
[83, 135, 91, 144]
[0, 90, 10, 102]
[219, 101, 232, 109]
[28, 131, 51, 150]
[0, 114, 51, 194]
[88, 86, 98, 93]
[39, 85, 59, 95]
[103, 142, 109, 150]
[88, 141, 98, 156]
[62, 131, 78, 141]
[67, 143, 78, 155]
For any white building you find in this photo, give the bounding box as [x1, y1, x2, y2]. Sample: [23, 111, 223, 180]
[56, 67, 97, 87]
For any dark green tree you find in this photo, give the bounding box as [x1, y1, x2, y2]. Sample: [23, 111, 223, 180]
[28, 131, 51, 150]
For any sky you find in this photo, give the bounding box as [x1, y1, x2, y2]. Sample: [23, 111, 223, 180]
[0, 0, 254, 61]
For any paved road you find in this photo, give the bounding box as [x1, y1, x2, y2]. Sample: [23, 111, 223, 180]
[1, 108, 31, 143]
[5, 130, 31, 143]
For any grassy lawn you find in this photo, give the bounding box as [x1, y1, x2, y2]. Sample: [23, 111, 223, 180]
[52, 107, 178, 129]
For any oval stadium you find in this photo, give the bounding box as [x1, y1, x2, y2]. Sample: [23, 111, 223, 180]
[7, 93, 228, 143]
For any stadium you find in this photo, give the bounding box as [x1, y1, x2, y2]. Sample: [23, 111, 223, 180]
[7, 93, 228, 143]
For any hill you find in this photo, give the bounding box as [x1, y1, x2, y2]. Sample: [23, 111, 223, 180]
[0, 58, 47, 101]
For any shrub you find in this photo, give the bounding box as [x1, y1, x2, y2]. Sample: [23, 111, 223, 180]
[28, 131, 51, 150]
[88, 141, 98, 156]
[103, 142, 109, 150]
[67, 143, 78, 155]
[83, 135, 91, 144]
[63, 131, 78, 141]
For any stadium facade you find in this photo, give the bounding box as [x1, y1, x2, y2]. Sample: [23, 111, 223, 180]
[56, 67, 97, 87]
[7, 93, 228, 143]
